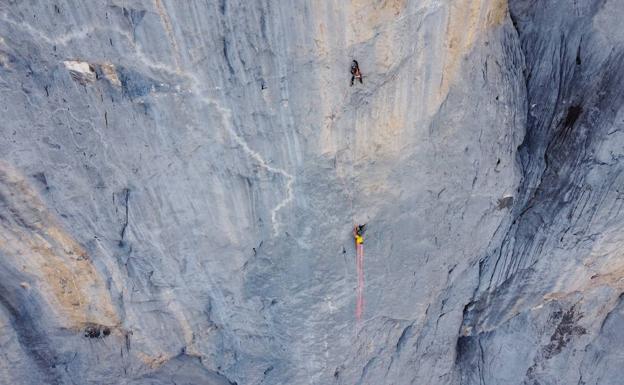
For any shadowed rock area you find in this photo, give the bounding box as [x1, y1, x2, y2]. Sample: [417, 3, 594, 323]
[0, 1, 622, 384]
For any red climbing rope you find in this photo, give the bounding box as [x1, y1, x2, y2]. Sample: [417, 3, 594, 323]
[356, 242, 364, 322]
[336, 72, 362, 323]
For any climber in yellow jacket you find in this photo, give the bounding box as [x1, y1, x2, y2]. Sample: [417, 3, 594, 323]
[353, 224, 365, 245]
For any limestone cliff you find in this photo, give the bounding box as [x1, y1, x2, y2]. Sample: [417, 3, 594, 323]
[0, 1, 622, 384]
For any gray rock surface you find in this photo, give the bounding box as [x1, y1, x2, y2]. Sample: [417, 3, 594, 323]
[0, 0, 622, 384]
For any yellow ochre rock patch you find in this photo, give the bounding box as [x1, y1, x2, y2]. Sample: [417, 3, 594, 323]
[348, 0, 408, 43]
[0, 162, 117, 329]
[440, 0, 508, 100]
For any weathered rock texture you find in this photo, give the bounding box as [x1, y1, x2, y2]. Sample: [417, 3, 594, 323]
[0, 0, 622, 384]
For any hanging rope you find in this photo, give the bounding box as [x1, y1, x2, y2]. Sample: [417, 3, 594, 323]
[334, 65, 364, 326]
[356, 242, 364, 322]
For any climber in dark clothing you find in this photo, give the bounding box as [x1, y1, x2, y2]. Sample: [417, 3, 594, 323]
[350, 60, 363, 86]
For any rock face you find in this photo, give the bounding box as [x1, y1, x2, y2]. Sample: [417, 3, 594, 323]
[0, 1, 622, 384]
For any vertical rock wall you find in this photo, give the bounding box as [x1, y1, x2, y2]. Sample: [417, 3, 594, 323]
[0, 0, 621, 384]
[458, 1, 624, 384]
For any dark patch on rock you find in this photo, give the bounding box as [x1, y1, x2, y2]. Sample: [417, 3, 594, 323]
[563, 105, 583, 130]
[223, 37, 236, 76]
[122, 7, 146, 30]
[395, 323, 413, 353]
[497, 196, 514, 210]
[84, 324, 111, 339]
[114, 187, 130, 246]
[543, 305, 586, 359]
[42, 137, 61, 150]
[32, 172, 49, 189]
[110, 5, 147, 40]
[576, 43, 582, 65]
[456, 332, 488, 385]
[116, 66, 169, 99]
[456, 335, 475, 359]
